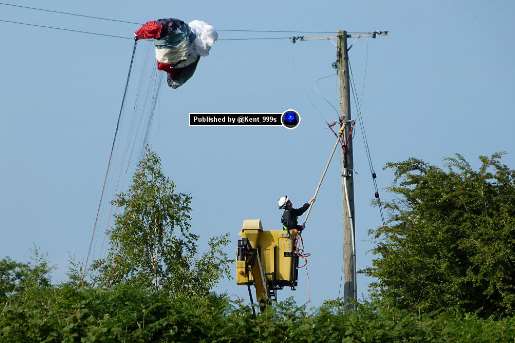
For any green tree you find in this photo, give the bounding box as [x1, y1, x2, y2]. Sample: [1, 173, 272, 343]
[92, 148, 231, 295]
[0, 252, 51, 302]
[366, 153, 515, 317]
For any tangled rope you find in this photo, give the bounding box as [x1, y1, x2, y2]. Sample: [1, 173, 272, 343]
[294, 233, 311, 269]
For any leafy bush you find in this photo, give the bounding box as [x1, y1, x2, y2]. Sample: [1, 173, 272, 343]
[0, 252, 51, 301]
[2, 152, 513, 341]
[366, 154, 515, 317]
[1, 286, 514, 342]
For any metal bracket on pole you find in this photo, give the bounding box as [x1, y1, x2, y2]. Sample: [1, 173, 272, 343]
[346, 31, 389, 39]
[326, 121, 339, 138]
[290, 31, 388, 45]
[290, 36, 304, 44]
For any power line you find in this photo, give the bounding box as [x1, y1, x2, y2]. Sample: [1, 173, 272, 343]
[218, 36, 293, 41]
[348, 59, 386, 226]
[0, 18, 132, 40]
[0, 18, 313, 41]
[0, 1, 140, 24]
[0, 1, 337, 34]
[82, 39, 139, 283]
[313, 73, 339, 116]
[219, 29, 336, 34]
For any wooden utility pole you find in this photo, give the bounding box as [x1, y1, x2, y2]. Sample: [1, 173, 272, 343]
[290, 29, 387, 305]
[337, 30, 357, 304]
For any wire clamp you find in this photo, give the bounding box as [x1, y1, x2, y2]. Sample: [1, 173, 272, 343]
[290, 35, 304, 44]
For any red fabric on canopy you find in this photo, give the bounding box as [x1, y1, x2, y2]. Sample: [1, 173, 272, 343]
[134, 21, 163, 40]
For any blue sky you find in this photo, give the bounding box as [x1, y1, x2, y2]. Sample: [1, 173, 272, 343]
[1, 0, 514, 306]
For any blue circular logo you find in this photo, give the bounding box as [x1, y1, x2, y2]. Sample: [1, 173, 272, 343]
[281, 109, 301, 129]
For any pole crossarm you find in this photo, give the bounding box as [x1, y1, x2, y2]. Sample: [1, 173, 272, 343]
[290, 30, 388, 43]
[347, 31, 388, 39]
[291, 28, 387, 305]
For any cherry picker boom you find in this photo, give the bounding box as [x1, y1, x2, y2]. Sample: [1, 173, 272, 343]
[236, 219, 299, 311]
[235, 29, 388, 312]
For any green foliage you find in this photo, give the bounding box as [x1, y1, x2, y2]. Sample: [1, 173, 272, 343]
[0, 252, 51, 301]
[2, 151, 514, 341]
[366, 153, 515, 317]
[1, 286, 514, 342]
[91, 148, 231, 294]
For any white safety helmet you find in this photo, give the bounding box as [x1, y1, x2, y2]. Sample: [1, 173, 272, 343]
[277, 195, 288, 209]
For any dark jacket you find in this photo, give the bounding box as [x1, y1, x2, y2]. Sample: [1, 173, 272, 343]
[281, 203, 310, 229]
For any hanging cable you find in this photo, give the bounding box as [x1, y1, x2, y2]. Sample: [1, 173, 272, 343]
[82, 39, 138, 284]
[294, 233, 311, 267]
[125, 65, 158, 175]
[0, 1, 140, 24]
[107, 66, 159, 246]
[293, 129, 343, 288]
[302, 132, 342, 226]
[142, 73, 164, 149]
[348, 60, 386, 226]
[124, 46, 155, 174]
[101, 50, 162, 264]
[313, 73, 340, 116]
[343, 171, 358, 299]
[85, 39, 154, 261]
[0, 18, 132, 39]
[361, 40, 369, 101]
[302, 244, 312, 305]
[337, 254, 344, 299]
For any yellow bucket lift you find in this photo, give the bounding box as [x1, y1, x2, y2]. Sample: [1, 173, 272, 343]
[236, 219, 299, 310]
[236, 126, 349, 312]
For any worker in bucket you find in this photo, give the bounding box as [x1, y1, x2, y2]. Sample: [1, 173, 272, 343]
[278, 195, 315, 235]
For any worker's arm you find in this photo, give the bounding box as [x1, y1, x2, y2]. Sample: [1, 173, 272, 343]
[291, 203, 310, 216]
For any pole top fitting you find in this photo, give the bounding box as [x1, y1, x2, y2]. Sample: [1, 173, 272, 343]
[290, 35, 304, 44]
[371, 30, 389, 38]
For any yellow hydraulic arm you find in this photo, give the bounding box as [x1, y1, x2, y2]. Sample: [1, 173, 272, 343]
[236, 219, 299, 312]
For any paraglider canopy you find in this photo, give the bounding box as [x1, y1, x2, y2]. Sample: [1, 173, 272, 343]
[135, 18, 218, 89]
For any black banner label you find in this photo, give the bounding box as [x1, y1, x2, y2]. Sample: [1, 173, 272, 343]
[189, 113, 282, 126]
